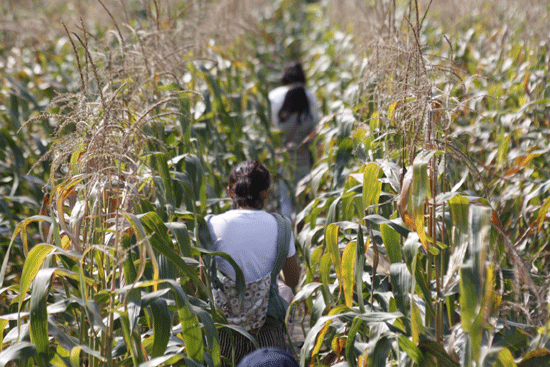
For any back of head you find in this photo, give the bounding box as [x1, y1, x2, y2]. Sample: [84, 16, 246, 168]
[281, 61, 306, 86]
[228, 161, 271, 209]
[237, 347, 299, 367]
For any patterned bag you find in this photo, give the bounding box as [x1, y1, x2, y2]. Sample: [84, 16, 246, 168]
[213, 273, 271, 332]
[205, 213, 292, 334]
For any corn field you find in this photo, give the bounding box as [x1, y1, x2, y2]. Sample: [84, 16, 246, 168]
[1, 0, 550, 366]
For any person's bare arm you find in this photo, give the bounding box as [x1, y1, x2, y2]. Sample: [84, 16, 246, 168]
[281, 254, 300, 289]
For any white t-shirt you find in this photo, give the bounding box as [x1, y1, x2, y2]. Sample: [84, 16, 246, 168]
[268, 85, 319, 128]
[268, 85, 320, 168]
[207, 209, 296, 283]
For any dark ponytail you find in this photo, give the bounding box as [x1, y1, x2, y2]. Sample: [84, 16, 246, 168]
[278, 85, 311, 124]
[278, 61, 310, 124]
[228, 161, 271, 209]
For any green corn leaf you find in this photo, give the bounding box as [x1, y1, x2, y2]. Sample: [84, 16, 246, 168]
[138, 353, 184, 367]
[364, 214, 411, 238]
[16, 244, 56, 311]
[127, 288, 141, 335]
[0, 215, 51, 288]
[418, 340, 459, 367]
[167, 222, 193, 258]
[536, 196, 550, 232]
[381, 222, 402, 264]
[468, 204, 492, 289]
[326, 224, 342, 290]
[152, 152, 177, 210]
[319, 253, 334, 305]
[149, 298, 171, 358]
[397, 335, 423, 365]
[494, 348, 517, 367]
[410, 297, 425, 345]
[409, 154, 431, 249]
[85, 299, 106, 332]
[309, 246, 324, 279]
[190, 304, 220, 367]
[311, 305, 349, 361]
[301, 312, 402, 365]
[0, 319, 8, 345]
[448, 194, 469, 240]
[342, 241, 356, 307]
[69, 346, 81, 367]
[125, 212, 159, 281]
[326, 195, 341, 225]
[310, 293, 327, 327]
[460, 265, 478, 332]
[390, 263, 412, 320]
[0, 342, 37, 367]
[162, 279, 204, 363]
[29, 268, 57, 367]
[344, 317, 363, 367]
[369, 335, 392, 367]
[119, 310, 142, 366]
[362, 162, 382, 211]
[355, 224, 366, 314]
[292, 282, 323, 303]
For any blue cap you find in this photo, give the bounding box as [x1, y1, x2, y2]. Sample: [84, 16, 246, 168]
[237, 347, 300, 367]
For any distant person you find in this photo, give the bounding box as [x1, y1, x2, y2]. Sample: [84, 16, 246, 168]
[204, 161, 300, 366]
[268, 61, 320, 220]
[237, 347, 300, 367]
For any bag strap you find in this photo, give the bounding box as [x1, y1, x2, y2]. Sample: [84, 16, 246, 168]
[270, 213, 292, 283]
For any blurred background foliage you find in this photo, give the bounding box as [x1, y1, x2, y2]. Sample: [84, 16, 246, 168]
[1, 0, 549, 366]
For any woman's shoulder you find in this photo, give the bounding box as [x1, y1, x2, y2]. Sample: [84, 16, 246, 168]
[268, 86, 289, 101]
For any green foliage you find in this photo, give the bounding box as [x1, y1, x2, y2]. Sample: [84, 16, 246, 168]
[1, 0, 550, 366]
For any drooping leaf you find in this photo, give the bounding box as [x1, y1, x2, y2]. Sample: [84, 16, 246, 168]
[326, 224, 342, 291]
[417, 340, 459, 367]
[344, 317, 363, 367]
[149, 298, 171, 358]
[397, 335, 423, 365]
[0, 342, 37, 367]
[409, 152, 432, 249]
[362, 163, 382, 211]
[355, 224, 366, 314]
[381, 221, 402, 264]
[390, 263, 412, 320]
[16, 244, 56, 312]
[342, 241, 356, 307]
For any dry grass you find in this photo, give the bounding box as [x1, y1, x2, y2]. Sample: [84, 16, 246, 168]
[326, 0, 550, 45]
[346, 0, 550, 328]
[0, 0, 271, 53]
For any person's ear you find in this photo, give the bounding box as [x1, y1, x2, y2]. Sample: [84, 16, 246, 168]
[227, 186, 235, 198]
[260, 188, 269, 200]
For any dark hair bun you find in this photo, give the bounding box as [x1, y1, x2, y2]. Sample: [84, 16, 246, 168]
[229, 161, 271, 209]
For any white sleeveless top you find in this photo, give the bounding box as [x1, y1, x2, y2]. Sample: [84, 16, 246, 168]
[207, 209, 296, 282]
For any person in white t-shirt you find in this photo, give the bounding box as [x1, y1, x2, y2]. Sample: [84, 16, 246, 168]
[268, 61, 320, 220]
[207, 160, 300, 364]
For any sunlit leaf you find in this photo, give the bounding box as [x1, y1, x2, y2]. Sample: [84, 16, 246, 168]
[0, 342, 37, 367]
[362, 163, 382, 211]
[326, 224, 342, 291]
[342, 241, 356, 307]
